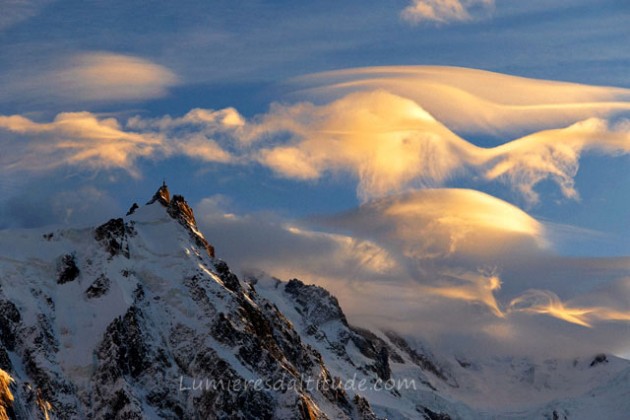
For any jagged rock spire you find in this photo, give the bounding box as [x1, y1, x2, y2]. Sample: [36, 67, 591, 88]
[146, 181, 170, 206]
[143, 182, 216, 258]
[167, 194, 215, 258]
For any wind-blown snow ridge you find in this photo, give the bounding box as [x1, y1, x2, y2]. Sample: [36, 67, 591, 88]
[0, 184, 627, 419]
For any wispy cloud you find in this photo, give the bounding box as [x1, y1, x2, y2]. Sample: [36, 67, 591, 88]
[402, 0, 495, 25]
[509, 288, 630, 328]
[0, 0, 55, 31]
[0, 110, 232, 176]
[0, 112, 161, 176]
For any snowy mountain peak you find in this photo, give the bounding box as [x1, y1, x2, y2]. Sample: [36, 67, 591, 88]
[137, 183, 214, 258]
[0, 186, 628, 419]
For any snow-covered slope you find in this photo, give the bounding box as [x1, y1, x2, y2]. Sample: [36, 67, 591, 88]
[253, 275, 630, 420]
[0, 185, 627, 419]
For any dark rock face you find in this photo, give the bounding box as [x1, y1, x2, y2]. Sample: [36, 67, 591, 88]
[590, 354, 608, 367]
[421, 406, 452, 420]
[97, 306, 151, 379]
[353, 395, 380, 420]
[126, 203, 139, 216]
[214, 260, 241, 292]
[350, 327, 392, 381]
[285, 279, 349, 326]
[0, 300, 21, 357]
[283, 279, 400, 383]
[85, 275, 111, 299]
[56, 254, 80, 284]
[94, 218, 134, 258]
[168, 194, 215, 258]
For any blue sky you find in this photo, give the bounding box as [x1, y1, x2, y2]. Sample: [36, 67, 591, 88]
[1, 0, 629, 358]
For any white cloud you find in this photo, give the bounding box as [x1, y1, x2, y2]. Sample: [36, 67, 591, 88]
[402, 0, 495, 25]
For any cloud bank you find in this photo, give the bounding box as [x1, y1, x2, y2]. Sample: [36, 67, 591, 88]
[2, 76, 629, 204]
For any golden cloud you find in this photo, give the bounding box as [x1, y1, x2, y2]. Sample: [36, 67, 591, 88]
[252, 90, 630, 202]
[374, 188, 545, 259]
[509, 289, 630, 328]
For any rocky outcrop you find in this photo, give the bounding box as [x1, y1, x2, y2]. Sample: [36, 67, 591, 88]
[94, 218, 135, 258]
[84, 275, 111, 299]
[126, 203, 139, 216]
[56, 254, 80, 284]
[282, 279, 399, 382]
[285, 278, 349, 327]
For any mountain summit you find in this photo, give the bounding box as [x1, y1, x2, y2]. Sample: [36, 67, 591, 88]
[0, 185, 628, 419]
